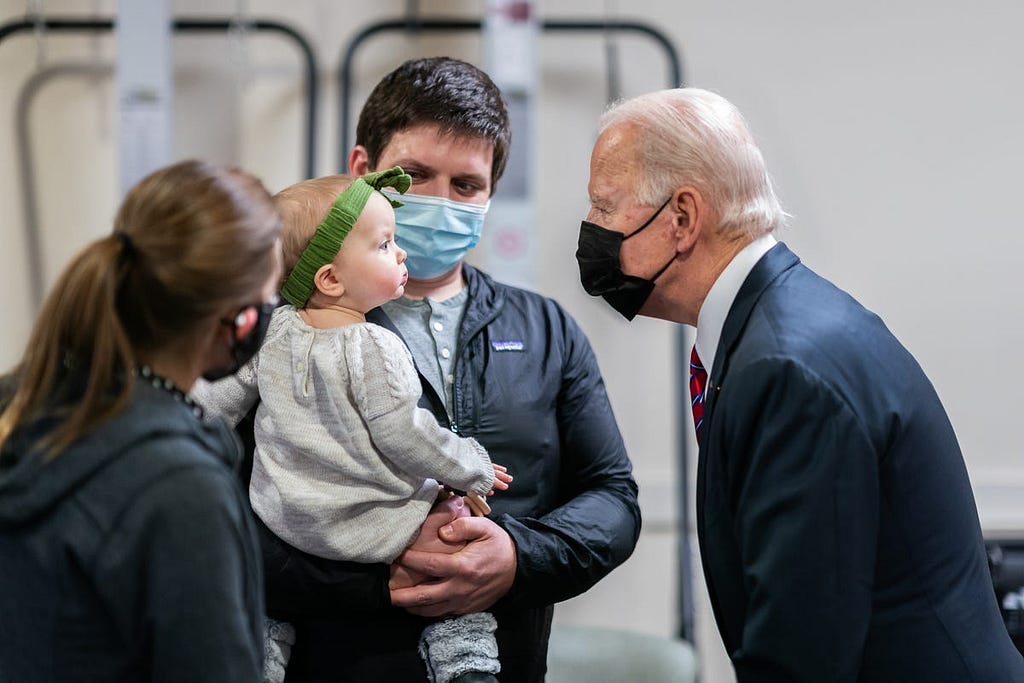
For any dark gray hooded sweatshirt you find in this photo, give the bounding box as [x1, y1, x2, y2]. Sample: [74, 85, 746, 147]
[0, 379, 264, 682]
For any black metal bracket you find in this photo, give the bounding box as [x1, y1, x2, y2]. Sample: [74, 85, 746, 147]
[0, 16, 319, 179]
[337, 17, 684, 171]
[1, 15, 319, 310]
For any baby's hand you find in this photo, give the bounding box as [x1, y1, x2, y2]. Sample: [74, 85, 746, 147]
[463, 464, 513, 517]
[490, 463, 513, 493]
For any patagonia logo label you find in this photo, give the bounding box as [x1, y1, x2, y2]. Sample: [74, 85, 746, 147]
[491, 340, 525, 352]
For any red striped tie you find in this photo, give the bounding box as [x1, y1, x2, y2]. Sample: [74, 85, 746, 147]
[689, 346, 707, 443]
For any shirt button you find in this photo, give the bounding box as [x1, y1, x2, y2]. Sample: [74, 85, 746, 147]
[433, 322, 443, 332]
[440, 348, 451, 359]
[446, 374, 454, 384]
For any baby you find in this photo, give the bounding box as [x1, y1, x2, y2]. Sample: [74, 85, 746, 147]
[194, 168, 511, 683]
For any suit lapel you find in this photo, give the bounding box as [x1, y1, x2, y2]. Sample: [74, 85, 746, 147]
[695, 241, 800, 625]
[703, 242, 800, 419]
[694, 242, 800, 642]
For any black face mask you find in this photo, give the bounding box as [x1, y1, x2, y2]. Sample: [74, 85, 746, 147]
[576, 198, 676, 321]
[203, 299, 277, 381]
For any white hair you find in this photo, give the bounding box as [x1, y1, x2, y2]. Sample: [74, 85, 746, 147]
[598, 88, 789, 238]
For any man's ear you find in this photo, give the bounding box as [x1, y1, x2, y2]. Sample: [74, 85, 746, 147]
[672, 187, 705, 253]
[314, 262, 345, 298]
[348, 146, 371, 176]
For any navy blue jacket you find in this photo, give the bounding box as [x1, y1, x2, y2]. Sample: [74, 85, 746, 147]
[0, 380, 265, 682]
[698, 242, 1023, 681]
[259, 264, 641, 682]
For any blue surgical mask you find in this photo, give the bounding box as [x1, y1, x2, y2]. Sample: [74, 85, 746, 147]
[384, 191, 489, 279]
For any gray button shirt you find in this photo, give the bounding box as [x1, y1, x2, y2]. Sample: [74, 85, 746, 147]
[382, 288, 469, 419]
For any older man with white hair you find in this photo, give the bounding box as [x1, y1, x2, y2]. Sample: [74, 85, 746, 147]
[576, 86, 1024, 682]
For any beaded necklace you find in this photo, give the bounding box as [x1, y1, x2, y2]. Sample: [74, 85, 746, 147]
[135, 365, 204, 419]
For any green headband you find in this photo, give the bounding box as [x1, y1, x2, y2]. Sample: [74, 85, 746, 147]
[280, 166, 411, 308]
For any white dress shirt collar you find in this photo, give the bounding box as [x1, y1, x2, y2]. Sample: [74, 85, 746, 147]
[694, 233, 777, 382]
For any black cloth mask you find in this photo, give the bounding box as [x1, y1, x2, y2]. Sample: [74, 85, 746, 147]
[576, 198, 676, 321]
[202, 299, 277, 381]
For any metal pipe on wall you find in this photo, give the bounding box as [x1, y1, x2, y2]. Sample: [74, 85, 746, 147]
[336, 17, 683, 171]
[0, 15, 320, 311]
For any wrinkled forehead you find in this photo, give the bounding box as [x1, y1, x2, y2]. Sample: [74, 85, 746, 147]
[589, 125, 641, 200]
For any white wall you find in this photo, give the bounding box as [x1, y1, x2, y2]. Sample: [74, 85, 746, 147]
[3, 2, 1023, 681]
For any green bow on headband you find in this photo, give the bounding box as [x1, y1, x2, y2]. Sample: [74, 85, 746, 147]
[280, 166, 412, 308]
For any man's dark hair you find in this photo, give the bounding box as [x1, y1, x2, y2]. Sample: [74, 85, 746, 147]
[355, 57, 512, 193]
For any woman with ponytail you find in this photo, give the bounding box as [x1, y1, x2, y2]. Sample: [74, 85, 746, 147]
[0, 159, 282, 682]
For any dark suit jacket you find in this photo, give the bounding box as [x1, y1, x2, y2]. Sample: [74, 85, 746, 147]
[696, 242, 1023, 682]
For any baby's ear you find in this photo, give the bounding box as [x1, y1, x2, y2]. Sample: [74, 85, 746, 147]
[314, 262, 344, 298]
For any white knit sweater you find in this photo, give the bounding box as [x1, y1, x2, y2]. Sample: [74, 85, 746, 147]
[193, 306, 494, 563]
